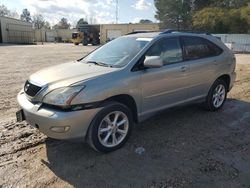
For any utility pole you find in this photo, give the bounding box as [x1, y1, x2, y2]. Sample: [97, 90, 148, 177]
[115, 0, 118, 24]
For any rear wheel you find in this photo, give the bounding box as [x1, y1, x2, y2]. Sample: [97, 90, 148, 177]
[87, 102, 133, 153]
[205, 79, 227, 111]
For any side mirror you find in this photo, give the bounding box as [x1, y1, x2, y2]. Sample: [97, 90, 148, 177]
[143, 56, 164, 68]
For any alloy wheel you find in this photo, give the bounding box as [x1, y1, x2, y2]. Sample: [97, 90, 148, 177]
[212, 84, 226, 108]
[98, 111, 129, 148]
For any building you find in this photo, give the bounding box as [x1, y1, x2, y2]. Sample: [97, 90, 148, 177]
[0, 16, 34, 44]
[35, 29, 77, 43]
[35, 23, 159, 44]
[100, 23, 159, 44]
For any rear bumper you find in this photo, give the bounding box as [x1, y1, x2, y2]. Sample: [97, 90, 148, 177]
[229, 72, 237, 91]
[17, 90, 102, 140]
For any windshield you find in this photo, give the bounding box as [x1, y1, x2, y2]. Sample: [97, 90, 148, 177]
[82, 37, 152, 67]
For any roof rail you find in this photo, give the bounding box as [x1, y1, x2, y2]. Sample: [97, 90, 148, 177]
[126, 30, 159, 35]
[160, 29, 175, 34]
[160, 29, 211, 35]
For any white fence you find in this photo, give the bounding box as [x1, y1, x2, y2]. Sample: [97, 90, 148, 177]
[213, 34, 250, 53]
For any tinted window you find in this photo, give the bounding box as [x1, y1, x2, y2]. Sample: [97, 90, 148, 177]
[205, 39, 223, 56]
[182, 36, 223, 60]
[146, 37, 183, 65]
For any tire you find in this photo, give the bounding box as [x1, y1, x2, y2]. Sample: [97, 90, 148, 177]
[87, 102, 133, 153]
[205, 79, 228, 111]
[83, 38, 88, 46]
[91, 38, 97, 46]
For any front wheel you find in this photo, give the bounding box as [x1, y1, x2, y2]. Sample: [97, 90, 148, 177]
[205, 79, 228, 111]
[87, 102, 133, 153]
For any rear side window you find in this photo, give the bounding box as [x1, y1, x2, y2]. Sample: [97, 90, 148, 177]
[182, 36, 223, 61]
[146, 37, 183, 65]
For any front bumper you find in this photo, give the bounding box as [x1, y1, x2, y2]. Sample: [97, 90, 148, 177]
[17, 91, 102, 140]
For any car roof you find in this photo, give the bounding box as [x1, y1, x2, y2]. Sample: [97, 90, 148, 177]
[124, 30, 227, 52]
[124, 30, 213, 39]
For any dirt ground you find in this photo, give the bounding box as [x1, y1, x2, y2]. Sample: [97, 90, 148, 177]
[0, 44, 250, 188]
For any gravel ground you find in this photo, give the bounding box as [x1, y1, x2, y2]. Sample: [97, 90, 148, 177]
[0, 44, 250, 188]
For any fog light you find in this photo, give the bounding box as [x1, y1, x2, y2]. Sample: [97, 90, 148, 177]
[50, 126, 70, 133]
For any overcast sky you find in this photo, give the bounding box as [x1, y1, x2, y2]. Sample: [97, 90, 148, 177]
[0, 0, 157, 26]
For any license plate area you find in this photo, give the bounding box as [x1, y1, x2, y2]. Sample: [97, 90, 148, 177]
[16, 109, 25, 122]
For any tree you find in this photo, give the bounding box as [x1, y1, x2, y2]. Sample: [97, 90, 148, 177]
[0, 4, 10, 17]
[32, 14, 45, 29]
[9, 10, 19, 19]
[43, 21, 51, 29]
[192, 0, 213, 11]
[192, 7, 249, 33]
[241, 3, 250, 25]
[210, 0, 249, 8]
[53, 18, 71, 29]
[77, 18, 88, 25]
[155, 0, 192, 30]
[226, 8, 248, 33]
[0, 5, 19, 18]
[192, 7, 228, 33]
[193, 0, 249, 9]
[20, 9, 32, 22]
[139, 19, 153, 23]
[76, 18, 88, 29]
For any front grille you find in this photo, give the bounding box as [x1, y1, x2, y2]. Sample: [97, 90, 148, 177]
[24, 80, 42, 97]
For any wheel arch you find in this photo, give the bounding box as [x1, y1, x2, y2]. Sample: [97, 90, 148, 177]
[103, 94, 138, 123]
[216, 74, 230, 91]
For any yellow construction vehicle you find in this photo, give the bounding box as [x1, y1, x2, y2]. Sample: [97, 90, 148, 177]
[71, 25, 100, 46]
[71, 32, 83, 45]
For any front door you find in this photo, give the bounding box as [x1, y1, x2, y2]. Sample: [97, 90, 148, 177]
[140, 37, 190, 115]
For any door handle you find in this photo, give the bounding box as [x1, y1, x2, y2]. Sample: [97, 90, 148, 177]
[213, 61, 218, 65]
[180, 66, 187, 72]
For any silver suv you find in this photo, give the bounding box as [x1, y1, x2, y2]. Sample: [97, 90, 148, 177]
[17, 30, 236, 152]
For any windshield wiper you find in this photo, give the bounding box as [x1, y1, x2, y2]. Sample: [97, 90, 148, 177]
[86, 61, 112, 67]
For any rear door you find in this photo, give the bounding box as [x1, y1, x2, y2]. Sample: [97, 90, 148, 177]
[140, 37, 190, 115]
[181, 36, 223, 99]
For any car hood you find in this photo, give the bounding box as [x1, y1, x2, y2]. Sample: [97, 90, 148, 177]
[29, 61, 118, 87]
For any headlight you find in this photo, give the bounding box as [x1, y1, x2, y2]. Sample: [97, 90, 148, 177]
[43, 86, 85, 106]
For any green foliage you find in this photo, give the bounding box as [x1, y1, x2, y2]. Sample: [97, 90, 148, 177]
[154, 0, 192, 30]
[77, 18, 88, 26]
[155, 0, 250, 33]
[192, 8, 227, 33]
[210, 0, 249, 8]
[192, 6, 250, 33]
[226, 8, 249, 33]
[20, 9, 32, 22]
[241, 3, 250, 25]
[193, 0, 249, 10]
[192, 0, 213, 11]
[139, 19, 153, 23]
[53, 18, 71, 29]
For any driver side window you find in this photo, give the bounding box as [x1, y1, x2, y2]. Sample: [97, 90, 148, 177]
[146, 37, 183, 65]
